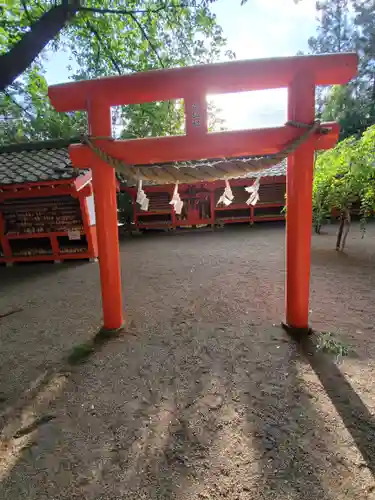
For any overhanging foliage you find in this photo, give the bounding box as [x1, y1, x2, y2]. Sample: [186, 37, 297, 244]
[313, 124, 375, 244]
[0, 1, 233, 144]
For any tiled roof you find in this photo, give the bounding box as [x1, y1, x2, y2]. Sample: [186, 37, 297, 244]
[246, 158, 286, 179]
[120, 158, 287, 186]
[0, 139, 287, 187]
[0, 139, 87, 186]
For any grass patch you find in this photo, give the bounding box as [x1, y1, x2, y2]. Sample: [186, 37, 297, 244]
[316, 331, 349, 359]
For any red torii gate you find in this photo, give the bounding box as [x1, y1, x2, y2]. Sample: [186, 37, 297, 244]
[49, 53, 357, 332]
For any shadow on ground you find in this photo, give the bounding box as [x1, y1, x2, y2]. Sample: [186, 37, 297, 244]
[1, 322, 374, 499]
[0, 260, 87, 290]
[296, 334, 375, 475]
[1, 224, 375, 498]
[0, 259, 102, 418]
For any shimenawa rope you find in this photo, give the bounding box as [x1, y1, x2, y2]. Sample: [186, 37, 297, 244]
[80, 120, 324, 184]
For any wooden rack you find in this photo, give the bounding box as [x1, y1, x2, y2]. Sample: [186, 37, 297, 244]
[0, 179, 98, 264]
[122, 177, 286, 230]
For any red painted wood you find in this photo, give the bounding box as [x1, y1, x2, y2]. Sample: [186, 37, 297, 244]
[49, 53, 358, 111]
[5, 230, 85, 240]
[0, 186, 74, 201]
[250, 206, 255, 224]
[210, 191, 215, 226]
[252, 216, 285, 222]
[74, 171, 92, 191]
[79, 196, 98, 258]
[185, 94, 208, 137]
[48, 52, 358, 331]
[69, 123, 339, 168]
[51, 234, 60, 256]
[0, 210, 11, 258]
[124, 178, 286, 230]
[0, 179, 73, 192]
[121, 176, 286, 193]
[132, 193, 139, 228]
[0, 253, 93, 264]
[215, 217, 250, 224]
[88, 101, 123, 329]
[0, 181, 97, 263]
[286, 73, 315, 329]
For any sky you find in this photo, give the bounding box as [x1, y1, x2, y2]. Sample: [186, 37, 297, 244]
[44, 0, 318, 131]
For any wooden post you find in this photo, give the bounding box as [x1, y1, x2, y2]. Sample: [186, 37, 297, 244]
[250, 205, 255, 225]
[209, 188, 215, 228]
[88, 101, 123, 330]
[132, 193, 139, 230]
[79, 195, 97, 258]
[0, 211, 12, 259]
[285, 73, 315, 329]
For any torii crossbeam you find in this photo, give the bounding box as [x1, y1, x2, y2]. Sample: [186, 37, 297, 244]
[49, 53, 357, 332]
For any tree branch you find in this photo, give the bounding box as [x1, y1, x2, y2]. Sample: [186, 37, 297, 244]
[0, 0, 188, 90]
[128, 13, 165, 68]
[94, 41, 101, 68]
[2, 90, 35, 119]
[21, 0, 34, 25]
[0, 0, 80, 91]
[164, 7, 192, 62]
[77, 4, 186, 16]
[86, 21, 138, 75]
[86, 21, 122, 75]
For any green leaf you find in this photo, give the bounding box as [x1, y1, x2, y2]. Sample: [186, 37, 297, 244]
[1, 0, 234, 143]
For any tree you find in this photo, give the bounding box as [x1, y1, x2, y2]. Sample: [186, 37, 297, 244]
[308, 0, 353, 54]
[308, 0, 375, 138]
[353, 0, 375, 128]
[0, 1, 230, 91]
[0, 67, 86, 142]
[312, 124, 375, 249]
[0, 0, 80, 91]
[0, 1, 234, 144]
[321, 83, 369, 139]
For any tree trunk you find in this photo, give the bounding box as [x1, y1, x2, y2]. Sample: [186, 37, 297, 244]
[0, 0, 79, 91]
[336, 212, 344, 251]
[340, 209, 351, 251]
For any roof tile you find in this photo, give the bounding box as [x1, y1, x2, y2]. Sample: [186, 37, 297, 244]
[0, 140, 286, 187]
[0, 140, 86, 186]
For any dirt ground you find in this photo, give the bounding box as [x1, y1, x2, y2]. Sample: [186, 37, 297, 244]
[1, 222, 375, 499]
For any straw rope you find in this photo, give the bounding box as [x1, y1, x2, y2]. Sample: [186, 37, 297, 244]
[80, 120, 324, 184]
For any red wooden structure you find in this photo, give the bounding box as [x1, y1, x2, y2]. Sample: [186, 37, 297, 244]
[121, 168, 287, 229]
[0, 142, 98, 264]
[49, 53, 357, 331]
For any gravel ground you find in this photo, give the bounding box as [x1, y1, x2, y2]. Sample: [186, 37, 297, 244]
[1, 222, 375, 499]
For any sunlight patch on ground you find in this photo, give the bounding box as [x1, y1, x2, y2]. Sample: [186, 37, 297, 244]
[0, 373, 67, 482]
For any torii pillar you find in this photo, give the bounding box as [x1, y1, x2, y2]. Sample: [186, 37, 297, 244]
[48, 53, 357, 332]
[88, 102, 123, 329]
[286, 72, 316, 329]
